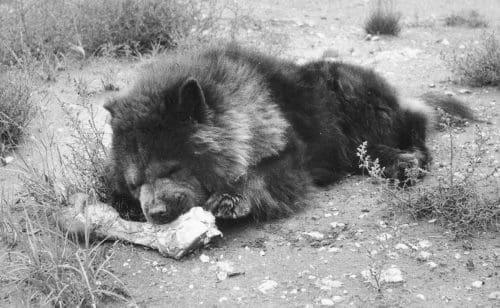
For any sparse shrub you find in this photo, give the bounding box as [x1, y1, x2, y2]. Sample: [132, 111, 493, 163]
[0, 0, 211, 64]
[444, 10, 488, 28]
[447, 33, 500, 87]
[0, 202, 131, 306]
[357, 124, 500, 238]
[0, 70, 35, 157]
[364, 0, 401, 36]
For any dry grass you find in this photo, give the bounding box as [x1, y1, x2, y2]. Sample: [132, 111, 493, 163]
[0, 195, 131, 307]
[357, 124, 500, 238]
[0, 0, 214, 64]
[0, 70, 35, 159]
[446, 33, 500, 87]
[364, 0, 401, 36]
[444, 10, 488, 28]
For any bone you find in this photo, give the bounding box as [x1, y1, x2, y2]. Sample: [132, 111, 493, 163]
[57, 193, 222, 259]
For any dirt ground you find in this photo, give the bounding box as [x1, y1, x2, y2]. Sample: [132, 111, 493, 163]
[1, 0, 500, 307]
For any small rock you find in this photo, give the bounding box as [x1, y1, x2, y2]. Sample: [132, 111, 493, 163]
[418, 240, 432, 248]
[427, 261, 438, 269]
[200, 254, 210, 263]
[445, 91, 455, 96]
[328, 247, 341, 253]
[330, 222, 345, 229]
[437, 38, 450, 45]
[365, 34, 372, 41]
[458, 89, 471, 94]
[332, 296, 344, 303]
[318, 278, 343, 290]
[428, 83, 436, 88]
[3, 156, 14, 165]
[488, 291, 500, 300]
[371, 35, 380, 41]
[416, 294, 426, 300]
[316, 32, 326, 39]
[258, 280, 278, 294]
[395, 243, 409, 250]
[320, 298, 334, 306]
[471, 281, 484, 288]
[381, 268, 404, 283]
[455, 253, 461, 260]
[218, 296, 228, 302]
[304, 231, 325, 240]
[417, 251, 432, 261]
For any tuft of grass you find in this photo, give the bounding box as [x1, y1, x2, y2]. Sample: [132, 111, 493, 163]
[0, 0, 211, 64]
[0, 198, 132, 307]
[357, 124, 500, 238]
[0, 70, 35, 158]
[444, 10, 488, 28]
[446, 33, 500, 87]
[20, 76, 112, 207]
[364, 0, 401, 36]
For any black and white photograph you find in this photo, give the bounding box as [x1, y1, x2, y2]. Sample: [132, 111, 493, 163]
[1, 0, 499, 306]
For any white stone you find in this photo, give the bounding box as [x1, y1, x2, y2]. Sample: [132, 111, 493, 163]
[395, 243, 409, 250]
[320, 298, 334, 306]
[381, 268, 404, 283]
[418, 240, 432, 248]
[199, 254, 210, 263]
[258, 280, 278, 294]
[471, 281, 484, 288]
[417, 251, 432, 261]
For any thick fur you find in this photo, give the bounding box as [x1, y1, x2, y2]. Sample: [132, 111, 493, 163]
[104, 43, 474, 224]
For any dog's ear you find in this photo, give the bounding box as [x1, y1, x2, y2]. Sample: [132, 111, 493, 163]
[177, 78, 207, 123]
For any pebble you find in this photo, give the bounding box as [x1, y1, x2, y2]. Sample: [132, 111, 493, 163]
[418, 240, 432, 248]
[318, 278, 343, 290]
[320, 298, 334, 306]
[395, 243, 409, 250]
[416, 294, 426, 300]
[381, 268, 404, 283]
[488, 291, 500, 300]
[328, 247, 341, 253]
[458, 89, 471, 94]
[258, 280, 278, 294]
[332, 296, 344, 303]
[427, 261, 438, 269]
[417, 251, 432, 261]
[200, 254, 210, 263]
[304, 231, 325, 240]
[471, 280, 484, 288]
[330, 222, 345, 228]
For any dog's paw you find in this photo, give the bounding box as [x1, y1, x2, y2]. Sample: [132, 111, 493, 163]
[205, 193, 251, 219]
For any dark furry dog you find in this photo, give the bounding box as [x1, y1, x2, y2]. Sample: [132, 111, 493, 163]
[104, 43, 474, 224]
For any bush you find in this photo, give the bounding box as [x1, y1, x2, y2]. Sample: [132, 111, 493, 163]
[0, 70, 35, 157]
[444, 10, 488, 28]
[447, 33, 500, 87]
[364, 0, 401, 36]
[0, 202, 131, 306]
[0, 0, 208, 64]
[357, 125, 500, 238]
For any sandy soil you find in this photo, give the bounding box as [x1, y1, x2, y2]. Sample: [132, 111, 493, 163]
[1, 0, 500, 307]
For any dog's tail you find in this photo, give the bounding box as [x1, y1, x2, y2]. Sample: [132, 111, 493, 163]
[420, 91, 477, 121]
